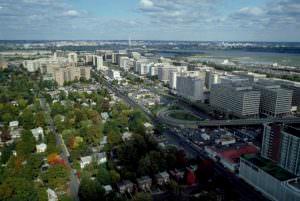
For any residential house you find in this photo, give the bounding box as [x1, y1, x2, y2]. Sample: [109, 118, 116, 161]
[93, 152, 107, 164]
[9, 121, 19, 129]
[137, 176, 152, 191]
[80, 156, 92, 169]
[155, 171, 170, 185]
[117, 180, 134, 194]
[31, 127, 44, 141]
[36, 143, 47, 153]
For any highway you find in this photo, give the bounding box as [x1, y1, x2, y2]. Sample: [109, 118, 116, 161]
[40, 98, 80, 201]
[158, 109, 300, 127]
[99, 74, 269, 201]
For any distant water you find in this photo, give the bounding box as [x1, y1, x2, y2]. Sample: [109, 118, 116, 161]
[156, 49, 300, 67]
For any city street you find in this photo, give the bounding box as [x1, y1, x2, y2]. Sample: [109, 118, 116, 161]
[40, 98, 80, 201]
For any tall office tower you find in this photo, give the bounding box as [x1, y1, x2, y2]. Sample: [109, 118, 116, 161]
[134, 59, 150, 75]
[96, 56, 104, 71]
[85, 55, 94, 65]
[103, 50, 114, 62]
[169, 71, 178, 89]
[176, 75, 205, 102]
[68, 52, 78, 64]
[107, 69, 121, 80]
[254, 82, 293, 117]
[205, 71, 220, 90]
[79, 67, 91, 80]
[157, 66, 178, 83]
[119, 56, 131, 71]
[171, 70, 204, 90]
[262, 123, 300, 176]
[210, 83, 261, 117]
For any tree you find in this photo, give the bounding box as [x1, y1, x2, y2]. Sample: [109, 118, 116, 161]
[0, 143, 15, 164]
[0, 177, 38, 201]
[41, 164, 69, 191]
[78, 177, 105, 201]
[22, 154, 44, 180]
[96, 166, 111, 185]
[0, 127, 11, 143]
[47, 153, 65, 165]
[86, 109, 101, 125]
[138, 155, 151, 176]
[132, 193, 152, 201]
[110, 170, 121, 184]
[16, 130, 36, 158]
[19, 108, 35, 129]
[35, 111, 46, 127]
[2, 113, 13, 124]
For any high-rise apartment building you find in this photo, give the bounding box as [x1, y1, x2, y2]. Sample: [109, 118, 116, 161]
[95, 56, 104, 71]
[262, 123, 300, 176]
[53, 66, 91, 86]
[68, 52, 78, 64]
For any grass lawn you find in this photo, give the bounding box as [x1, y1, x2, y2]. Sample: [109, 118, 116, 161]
[169, 111, 201, 121]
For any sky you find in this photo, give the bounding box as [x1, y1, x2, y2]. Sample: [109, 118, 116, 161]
[0, 0, 300, 41]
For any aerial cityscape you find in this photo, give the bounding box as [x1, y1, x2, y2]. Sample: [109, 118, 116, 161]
[0, 1, 300, 201]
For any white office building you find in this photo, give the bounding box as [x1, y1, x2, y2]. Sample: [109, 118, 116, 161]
[210, 83, 261, 117]
[176, 75, 205, 102]
[239, 155, 300, 201]
[107, 69, 121, 81]
[205, 71, 220, 90]
[158, 66, 175, 83]
[95, 56, 104, 71]
[68, 52, 78, 64]
[119, 56, 133, 71]
[254, 82, 293, 117]
[134, 59, 151, 75]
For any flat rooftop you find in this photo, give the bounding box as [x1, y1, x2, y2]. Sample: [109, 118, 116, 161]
[242, 154, 296, 181]
[284, 126, 300, 138]
[289, 179, 300, 189]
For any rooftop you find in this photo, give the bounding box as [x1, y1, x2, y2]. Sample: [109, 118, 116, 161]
[283, 126, 300, 138]
[242, 154, 296, 181]
[287, 178, 300, 192]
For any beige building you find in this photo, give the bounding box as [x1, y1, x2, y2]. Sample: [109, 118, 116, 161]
[53, 66, 91, 86]
[0, 61, 8, 70]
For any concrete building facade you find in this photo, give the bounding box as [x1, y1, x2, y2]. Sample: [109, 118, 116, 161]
[210, 83, 261, 117]
[254, 84, 293, 117]
[262, 123, 300, 176]
[176, 75, 205, 102]
[239, 155, 300, 201]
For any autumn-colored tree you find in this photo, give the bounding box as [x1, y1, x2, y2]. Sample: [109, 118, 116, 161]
[185, 169, 197, 186]
[47, 153, 66, 166]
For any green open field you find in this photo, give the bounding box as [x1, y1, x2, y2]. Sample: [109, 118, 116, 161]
[169, 111, 201, 121]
